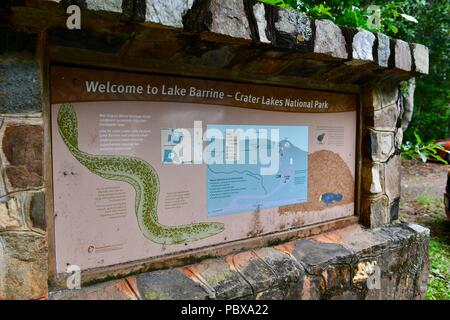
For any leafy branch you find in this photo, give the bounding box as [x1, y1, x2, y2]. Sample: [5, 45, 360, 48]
[402, 131, 449, 164]
[259, 0, 419, 37]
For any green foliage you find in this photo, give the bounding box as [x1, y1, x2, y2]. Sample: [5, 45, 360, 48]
[402, 131, 449, 164]
[402, 0, 450, 143]
[406, 192, 449, 300]
[414, 194, 435, 208]
[260, 1, 450, 143]
[259, 0, 419, 37]
[427, 238, 450, 300]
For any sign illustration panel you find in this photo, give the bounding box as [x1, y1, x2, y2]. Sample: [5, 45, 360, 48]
[206, 125, 309, 217]
[51, 66, 357, 272]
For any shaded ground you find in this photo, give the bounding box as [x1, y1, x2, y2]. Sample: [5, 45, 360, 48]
[400, 159, 449, 300]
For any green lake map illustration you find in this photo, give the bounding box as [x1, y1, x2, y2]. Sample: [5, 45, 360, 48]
[57, 104, 224, 245]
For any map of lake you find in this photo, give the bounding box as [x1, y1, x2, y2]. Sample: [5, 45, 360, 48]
[207, 125, 308, 216]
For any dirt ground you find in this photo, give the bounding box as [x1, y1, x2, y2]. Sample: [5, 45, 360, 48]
[400, 159, 449, 224]
[400, 159, 449, 300]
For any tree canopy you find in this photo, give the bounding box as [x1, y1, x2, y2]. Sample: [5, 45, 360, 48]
[261, 0, 450, 143]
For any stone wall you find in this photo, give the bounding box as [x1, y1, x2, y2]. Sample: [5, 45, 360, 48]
[49, 222, 430, 300]
[0, 0, 430, 299]
[361, 82, 404, 228]
[0, 28, 47, 299]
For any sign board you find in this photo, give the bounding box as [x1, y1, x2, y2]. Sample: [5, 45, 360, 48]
[50, 66, 357, 272]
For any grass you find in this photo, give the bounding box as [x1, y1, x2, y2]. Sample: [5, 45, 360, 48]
[414, 194, 435, 208]
[427, 238, 450, 300]
[408, 194, 449, 300]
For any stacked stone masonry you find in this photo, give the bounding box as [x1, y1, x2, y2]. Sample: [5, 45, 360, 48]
[361, 82, 404, 228]
[0, 27, 47, 299]
[49, 222, 430, 300]
[0, 0, 430, 299]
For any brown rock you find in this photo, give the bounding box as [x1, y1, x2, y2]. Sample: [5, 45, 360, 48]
[2, 125, 43, 189]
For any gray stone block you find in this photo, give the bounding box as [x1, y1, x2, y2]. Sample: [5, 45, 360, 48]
[378, 224, 415, 243]
[384, 155, 401, 202]
[372, 83, 399, 110]
[291, 239, 353, 273]
[207, 0, 251, 39]
[377, 33, 391, 67]
[394, 39, 412, 71]
[352, 29, 375, 62]
[144, 0, 194, 28]
[374, 103, 399, 131]
[367, 130, 395, 163]
[188, 258, 252, 299]
[368, 195, 390, 228]
[403, 222, 430, 237]
[411, 43, 429, 75]
[85, 0, 122, 13]
[314, 20, 347, 59]
[314, 224, 391, 255]
[253, 247, 302, 287]
[232, 251, 277, 294]
[135, 269, 209, 300]
[0, 57, 41, 114]
[252, 2, 270, 44]
[273, 7, 313, 50]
